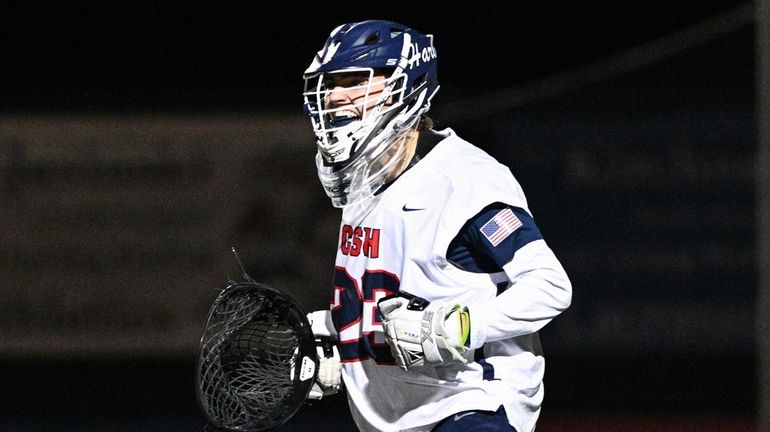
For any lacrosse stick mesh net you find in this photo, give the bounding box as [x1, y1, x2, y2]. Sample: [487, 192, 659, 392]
[197, 282, 315, 431]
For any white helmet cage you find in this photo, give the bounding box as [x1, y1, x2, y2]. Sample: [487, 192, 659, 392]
[304, 69, 406, 165]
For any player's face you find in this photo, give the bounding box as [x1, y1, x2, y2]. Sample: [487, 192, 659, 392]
[323, 72, 389, 121]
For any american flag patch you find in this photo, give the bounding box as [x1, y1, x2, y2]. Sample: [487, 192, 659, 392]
[479, 208, 523, 247]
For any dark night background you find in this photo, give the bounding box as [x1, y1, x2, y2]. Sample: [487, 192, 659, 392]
[1, 1, 752, 112]
[0, 1, 759, 431]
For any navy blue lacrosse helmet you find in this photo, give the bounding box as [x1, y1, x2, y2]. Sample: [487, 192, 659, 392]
[303, 20, 440, 207]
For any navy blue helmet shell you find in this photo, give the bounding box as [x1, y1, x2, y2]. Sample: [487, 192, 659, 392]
[304, 20, 438, 106]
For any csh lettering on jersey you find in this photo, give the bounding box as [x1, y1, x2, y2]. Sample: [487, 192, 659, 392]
[340, 225, 380, 258]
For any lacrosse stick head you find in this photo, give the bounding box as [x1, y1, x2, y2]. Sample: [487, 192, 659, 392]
[196, 280, 318, 431]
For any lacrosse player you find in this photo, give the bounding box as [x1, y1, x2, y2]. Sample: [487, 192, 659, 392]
[303, 20, 572, 432]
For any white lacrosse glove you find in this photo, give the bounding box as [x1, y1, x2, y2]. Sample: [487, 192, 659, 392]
[306, 310, 343, 400]
[378, 292, 471, 370]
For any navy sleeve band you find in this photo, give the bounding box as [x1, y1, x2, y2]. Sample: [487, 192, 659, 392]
[447, 202, 543, 273]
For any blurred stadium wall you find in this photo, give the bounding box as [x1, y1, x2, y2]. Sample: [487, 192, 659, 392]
[0, 114, 338, 357]
[756, 0, 769, 431]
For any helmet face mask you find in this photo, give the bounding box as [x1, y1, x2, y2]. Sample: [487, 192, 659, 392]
[302, 20, 439, 208]
[303, 68, 408, 166]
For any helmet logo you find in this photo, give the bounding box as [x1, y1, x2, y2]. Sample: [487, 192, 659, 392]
[321, 41, 341, 65]
[405, 42, 437, 70]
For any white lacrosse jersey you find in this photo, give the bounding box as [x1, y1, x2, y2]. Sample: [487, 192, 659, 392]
[328, 128, 572, 432]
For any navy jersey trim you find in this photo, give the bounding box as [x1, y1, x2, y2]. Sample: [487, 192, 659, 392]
[447, 202, 543, 273]
[474, 349, 496, 381]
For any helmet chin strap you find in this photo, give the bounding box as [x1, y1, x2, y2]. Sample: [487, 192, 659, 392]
[329, 115, 358, 128]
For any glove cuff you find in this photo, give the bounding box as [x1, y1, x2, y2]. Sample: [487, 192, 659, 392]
[466, 303, 488, 349]
[307, 310, 337, 338]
